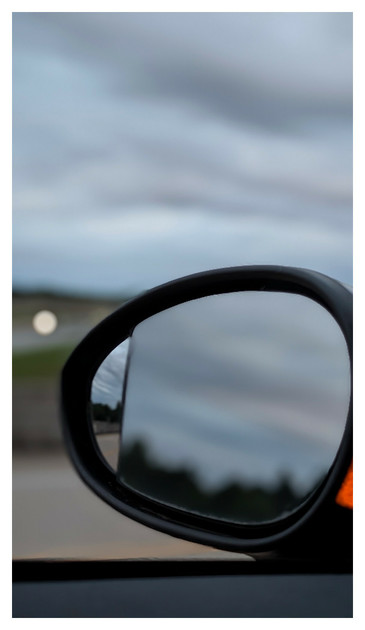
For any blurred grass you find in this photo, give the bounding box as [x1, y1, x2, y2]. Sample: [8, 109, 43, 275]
[13, 344, 76, 379]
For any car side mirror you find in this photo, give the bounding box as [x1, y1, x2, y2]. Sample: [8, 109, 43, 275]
[61, 266, 352, 556]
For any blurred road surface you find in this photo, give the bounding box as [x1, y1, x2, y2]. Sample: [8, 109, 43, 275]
[12, 321, 90, 352]
[13, 450, 251, 561]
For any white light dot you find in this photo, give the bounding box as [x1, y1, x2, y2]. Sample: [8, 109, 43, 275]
[32, 310, 58, 336]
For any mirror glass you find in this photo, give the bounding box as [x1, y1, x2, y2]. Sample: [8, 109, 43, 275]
[91, 292, 351, 525]
[91, 338, 130, 469]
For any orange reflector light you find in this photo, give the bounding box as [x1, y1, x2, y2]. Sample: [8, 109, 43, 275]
[336, 461, 353, 509]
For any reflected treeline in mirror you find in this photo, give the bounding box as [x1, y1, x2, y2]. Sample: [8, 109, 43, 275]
[92, 291, 351, 525]
[120, 438, 324, 523]
[90, 339, 130, 469]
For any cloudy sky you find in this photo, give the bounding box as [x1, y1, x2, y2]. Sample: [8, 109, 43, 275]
[13, 12, 353, 296]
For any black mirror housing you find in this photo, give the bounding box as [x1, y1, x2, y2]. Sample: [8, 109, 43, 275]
[61, 266, 352, 557]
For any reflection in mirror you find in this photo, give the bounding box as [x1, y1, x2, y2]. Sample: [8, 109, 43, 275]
[114, 292, 350, 525]
[90, 339, 130, 469]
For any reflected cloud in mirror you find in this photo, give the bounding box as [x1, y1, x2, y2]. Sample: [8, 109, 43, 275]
[116, 292, 350, 524]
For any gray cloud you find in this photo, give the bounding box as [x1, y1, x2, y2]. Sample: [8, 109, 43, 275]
[17, 13, 352, 123]
[13, 12, 352, 294]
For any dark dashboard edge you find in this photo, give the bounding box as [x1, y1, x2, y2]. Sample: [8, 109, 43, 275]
[12, 557, 353, 582]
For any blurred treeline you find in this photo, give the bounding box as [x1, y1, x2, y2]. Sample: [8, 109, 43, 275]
[119, 440, 323, 524]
